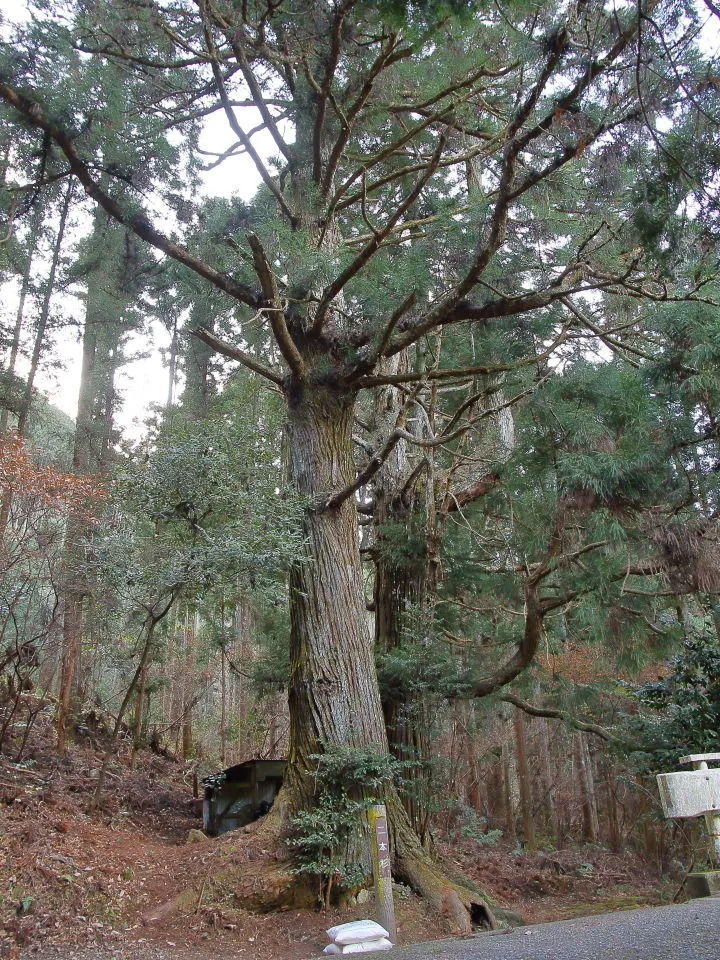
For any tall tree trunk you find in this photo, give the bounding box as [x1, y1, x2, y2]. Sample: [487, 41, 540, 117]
[576, 733, 599, 843]
[603, 753, 621, 852]
[56, 213, 127, 750]
[264, 380, 494, 928]
[371, 365, 435, 837]
[281, 384, 386, 807]
[513, 707, 536, 852]
[17, 181, 73, 437]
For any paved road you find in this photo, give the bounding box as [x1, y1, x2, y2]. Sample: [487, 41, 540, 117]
[383, 899, 720, 960]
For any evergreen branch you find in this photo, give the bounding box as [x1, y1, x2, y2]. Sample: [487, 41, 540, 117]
[513, 0, 656, 153]
[507, 24, 570, 140]
[359, 324, 572, 387]
[367, 293, 417, 368]
[507, 113, 640, 203]
[192, 326, 284, 386]
[394, 385, 530, 449]
[394, 4, 654, 347]
[499, 694, 627, 745]
[247, 234, 306, 379]
[329, 96, 457, 210]
[158, 96, 290, 132]
[0, 83, 264, 311]
[333, 142, 488, 213]
[386, 61, 518, 114]
[313, 131, 446, 337]
[73, 38, 212, 69]
[390, 136, 518, 343]
[207, 3, 293, 164]
[322, 35, 412, 197]
[561, 297, 654, 366]
[634, 11, 714, 199]
[343, 204, 471, 247]
[440, 376, 549, 442]
[308, 1, 359, 185]
[388, 272, 594, 354]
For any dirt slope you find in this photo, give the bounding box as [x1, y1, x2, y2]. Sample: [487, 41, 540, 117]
[0, 708, 674, 960]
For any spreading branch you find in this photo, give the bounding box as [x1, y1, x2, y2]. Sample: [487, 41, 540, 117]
[247, 234, 306, 379]
[0, 82, 263, 311]
[192, 326, 284, 386]
[500, 694, 628, 745]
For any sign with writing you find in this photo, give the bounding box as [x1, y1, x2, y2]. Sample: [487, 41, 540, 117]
[368, 803, 396, 941]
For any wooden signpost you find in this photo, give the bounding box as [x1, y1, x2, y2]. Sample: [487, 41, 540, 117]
[368, 803, 397, 942]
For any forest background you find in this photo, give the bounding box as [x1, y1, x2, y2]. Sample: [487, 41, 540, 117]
[1, 0, 720, 949]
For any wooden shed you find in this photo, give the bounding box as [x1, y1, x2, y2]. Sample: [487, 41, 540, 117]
[201, 759, 286, 836]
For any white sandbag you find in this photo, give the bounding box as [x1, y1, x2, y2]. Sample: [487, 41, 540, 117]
[341, 938, 393, 953]
[323, 945, 342, 955]
[327, 920, 390, 945]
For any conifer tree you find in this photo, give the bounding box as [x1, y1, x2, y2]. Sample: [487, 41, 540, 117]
[2, 0, 719, 923]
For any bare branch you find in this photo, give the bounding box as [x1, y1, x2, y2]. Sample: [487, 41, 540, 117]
[199, 4, 295, 222]
[500, 694, 626, 744]
[192, 326, 285, 386]
[360, 324, 573, 387]
[247, 234, 306, 379]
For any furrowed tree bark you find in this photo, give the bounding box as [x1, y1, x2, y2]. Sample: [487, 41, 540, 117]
[258, 376, 496, 928]
[280, 382, 388, 807]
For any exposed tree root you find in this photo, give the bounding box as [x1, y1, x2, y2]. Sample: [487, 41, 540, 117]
[387, 791, 498, 934]
[250, 791, 498, 934]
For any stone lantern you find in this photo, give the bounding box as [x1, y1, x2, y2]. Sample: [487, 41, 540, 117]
[657, 753, 720, 898]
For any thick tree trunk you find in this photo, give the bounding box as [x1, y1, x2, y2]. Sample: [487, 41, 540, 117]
[56, 212, 127, 750]
[281, 383, 387, 804]
[262, 380, 495, 929]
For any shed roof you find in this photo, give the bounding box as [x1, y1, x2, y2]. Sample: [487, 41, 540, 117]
[201, 758, 287, 789]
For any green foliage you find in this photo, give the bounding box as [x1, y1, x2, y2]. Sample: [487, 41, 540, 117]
[625, 635, 720, 772]
[289, 745, 400, 903]
[377, 634, 469, 703]
[446, 802, 503, 845]
[306, 744, 403, 794]
[289, 792, 372, 900]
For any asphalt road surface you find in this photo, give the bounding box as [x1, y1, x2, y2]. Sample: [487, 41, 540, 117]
[384, 899, 720, 960]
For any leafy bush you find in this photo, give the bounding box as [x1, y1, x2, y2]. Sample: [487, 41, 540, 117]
[288, 746, 401, 907]
[447, 802, 503, 846]
[625, 635, 720, 772]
